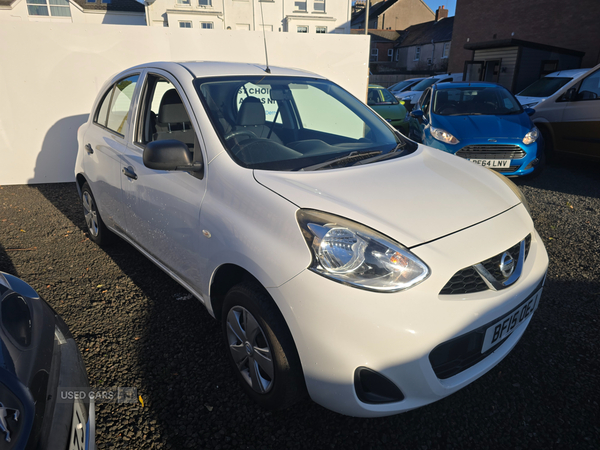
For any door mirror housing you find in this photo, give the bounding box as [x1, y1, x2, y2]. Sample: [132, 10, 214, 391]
[524, 108, 536, 116]
[143, 139, 203, 172]
[410, 109, 424, 119]
[559, 87, 577, 102]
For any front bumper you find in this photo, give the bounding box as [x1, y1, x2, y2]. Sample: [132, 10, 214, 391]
[439, 138, 543, 177]
[268, 204, 548, 417]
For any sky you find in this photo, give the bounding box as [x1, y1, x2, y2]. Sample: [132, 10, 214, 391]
[422, 0, 456, 17]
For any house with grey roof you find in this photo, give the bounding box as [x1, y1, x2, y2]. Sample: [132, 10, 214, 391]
[0, 0, 145, 25]
[394, 8, 453, 73]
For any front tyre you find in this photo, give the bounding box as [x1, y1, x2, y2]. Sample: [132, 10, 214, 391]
[222, 282, 306, 410]
[81, 182, 113, 246]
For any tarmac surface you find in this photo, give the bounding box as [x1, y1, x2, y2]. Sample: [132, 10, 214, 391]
[1, 158, 599, 449]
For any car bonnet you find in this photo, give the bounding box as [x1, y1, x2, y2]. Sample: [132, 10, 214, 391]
[433, 112, 533, 140]
[253, 146, 521, 248]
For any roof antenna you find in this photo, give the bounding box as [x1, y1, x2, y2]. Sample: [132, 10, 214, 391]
[259, 0, 271, 73]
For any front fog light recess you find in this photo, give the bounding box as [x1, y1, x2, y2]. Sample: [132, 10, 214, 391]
[298, 210, 430, 292]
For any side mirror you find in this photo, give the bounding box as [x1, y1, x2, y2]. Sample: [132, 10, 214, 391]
[524, 108, 536, 116]
[559, 87, 577, 102]
[410, 110, 424, 119]
[143, 139, 203, 172]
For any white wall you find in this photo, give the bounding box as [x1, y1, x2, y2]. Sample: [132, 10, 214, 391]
[0, 21, 369, 185]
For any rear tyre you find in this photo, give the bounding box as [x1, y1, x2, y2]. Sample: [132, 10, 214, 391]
[81, 182, 113, 246]
[222, 282, 306, 410]
[538, 126, 556, 165]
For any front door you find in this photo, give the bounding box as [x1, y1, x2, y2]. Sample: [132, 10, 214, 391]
[121, 71, 208, 291]
[553, 68, 600, 158]
[483, 60, 501, 83]
[464, 61, 484, 82]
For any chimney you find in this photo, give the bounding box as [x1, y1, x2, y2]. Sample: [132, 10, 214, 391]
[435, 5, 449, 21]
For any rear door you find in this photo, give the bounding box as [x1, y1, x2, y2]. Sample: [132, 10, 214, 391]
[82, 73, 140, 233]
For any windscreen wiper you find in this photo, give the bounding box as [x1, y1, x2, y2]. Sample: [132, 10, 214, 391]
[301, 150, 382, 171]
[353, 143, 406, 166]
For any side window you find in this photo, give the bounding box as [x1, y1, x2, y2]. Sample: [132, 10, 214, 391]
[235, 83, 282, 124]
[137, 75, 195, 149]
[105, 75, 139, 135]
[576, 69, 600, 101]
[94, 87, 112, 127]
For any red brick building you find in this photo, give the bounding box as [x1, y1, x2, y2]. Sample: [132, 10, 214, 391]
[449, 0, 600, 92]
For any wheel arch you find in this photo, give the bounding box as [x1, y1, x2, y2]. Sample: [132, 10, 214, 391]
[75, 173, 88, 197]
[209, 263, 272, 322]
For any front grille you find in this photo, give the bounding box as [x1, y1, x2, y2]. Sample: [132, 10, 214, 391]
[456, 144, 526, 160]
[440, 234, 531, 295]
[439, 267, 488, 295]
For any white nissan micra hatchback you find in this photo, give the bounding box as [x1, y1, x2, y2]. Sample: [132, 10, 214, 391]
[75, 61, 548, 417]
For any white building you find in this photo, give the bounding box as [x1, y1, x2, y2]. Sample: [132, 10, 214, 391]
[0, 0, 146, 25]
[144, 0, 352, 34]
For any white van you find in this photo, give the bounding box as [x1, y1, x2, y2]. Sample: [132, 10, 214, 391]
[530, 63, 600, 161]
[516, 68, 590, 109]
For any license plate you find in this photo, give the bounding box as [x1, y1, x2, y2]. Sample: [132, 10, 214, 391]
[469, 159, 510, 168]
[481, 288, 542, 353]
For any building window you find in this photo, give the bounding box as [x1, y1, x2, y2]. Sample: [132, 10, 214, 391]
[370, 48, 378, 62]
[427, 58, 432, 66]
[387, 49, 393, 61]
[198, 0, 211, 6]
[414, 47, 420, 61]
[101, 0, 110, 3]
[297, 25, 308, 33]
[316, 26, 327, 33]
[201, 22, 213, 29]
[294, 1, 307, 12]
[179, 21, 192, 28]
[177, 0, 191, 4]
[86, 0, 95, 2]
[442, 42, 450, 58]
[314, 0, 325, 12]
[27, 0, 71, 17]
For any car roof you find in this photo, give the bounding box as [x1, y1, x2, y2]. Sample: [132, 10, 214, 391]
[435, 82, 500, 90]
[368, 84, 385, 89]
[545, 68, 590, 78]
[129, 61, 323, 79]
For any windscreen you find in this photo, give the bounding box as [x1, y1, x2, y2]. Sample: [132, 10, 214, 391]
[411, 78, 438, 92]
[432, 86, 523, 116]
[195, 76, 415, 171]
[518, 77, 572, 97]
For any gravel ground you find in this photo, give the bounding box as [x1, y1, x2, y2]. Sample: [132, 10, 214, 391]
[1, 159, 599, 450]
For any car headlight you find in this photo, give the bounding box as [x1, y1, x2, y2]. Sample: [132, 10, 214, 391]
[297, 210, 430, 292]
[523, 127, 539, 145]
[488, 170, 532, 216]
[401, 96, 413, 103]
[431, 127, 459, 145]
[521, 102, 539, 109]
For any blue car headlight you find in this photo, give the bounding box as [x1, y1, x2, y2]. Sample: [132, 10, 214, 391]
[523, 127, 539, 145]
[431, 127, 459, 145]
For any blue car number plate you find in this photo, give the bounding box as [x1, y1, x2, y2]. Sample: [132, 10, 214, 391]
[469, 159, 510, 168]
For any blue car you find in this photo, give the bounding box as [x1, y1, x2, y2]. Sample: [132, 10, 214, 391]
[408, 82, 544, 177]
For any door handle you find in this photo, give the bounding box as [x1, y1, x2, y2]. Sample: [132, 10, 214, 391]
[122, 166, 138, 180]
[85, 143, 94, 155]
